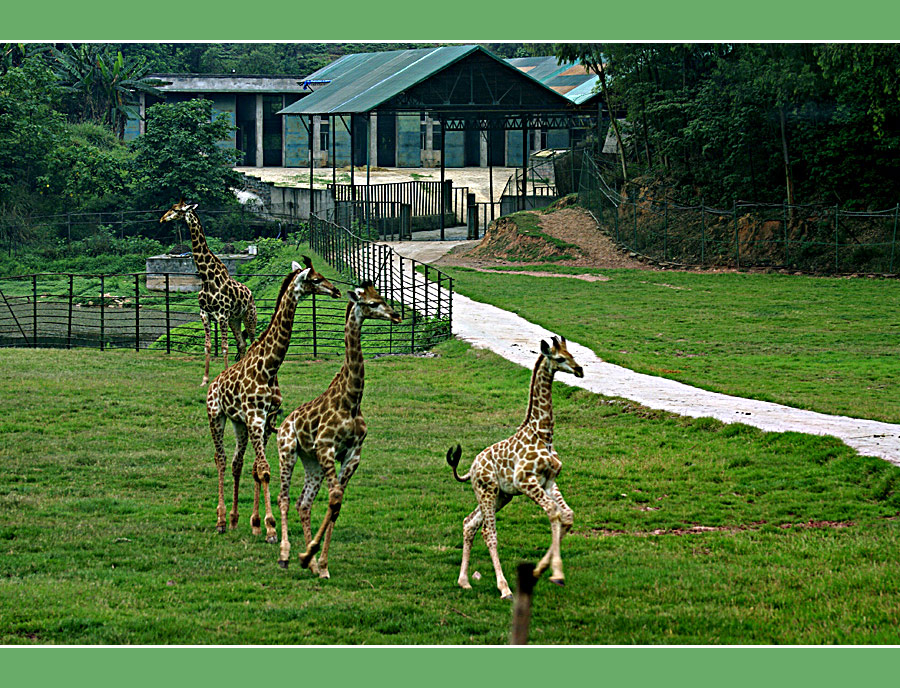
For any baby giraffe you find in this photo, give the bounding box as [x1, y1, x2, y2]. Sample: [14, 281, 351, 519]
[276, 282, 401, 579]
[447, 336, 584, 600]
[206, 258, 340, 540]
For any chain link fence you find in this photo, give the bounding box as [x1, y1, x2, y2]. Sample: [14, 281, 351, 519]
[576, 151, 900, 274]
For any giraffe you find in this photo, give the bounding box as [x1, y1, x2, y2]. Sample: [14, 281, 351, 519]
[206, 257, 341, 540]
[276, 282, 401, 579]
[446, 336, 584, 600]
[160, 199, 258, 386]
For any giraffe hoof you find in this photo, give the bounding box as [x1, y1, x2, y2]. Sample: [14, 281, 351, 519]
[550, 578, 565, 587]
[216, 525, 226, 534]
[277, 559, 289, 569]
[501, 594, 514, 601]
[266, 535, 278, 544]
[318, 570, 330, 580]
[251, 527, 262, 536]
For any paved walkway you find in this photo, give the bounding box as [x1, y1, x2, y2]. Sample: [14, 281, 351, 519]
[379, 240, 900, 467]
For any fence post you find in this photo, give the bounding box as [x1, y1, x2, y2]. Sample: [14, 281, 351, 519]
[134, 274, 140, 352]
[165, 274, 171, 354]
[32, 274, 37, 347]
[700, 199, 706, 265]
[834, 204, 839, 273]
[67, 274, 73, 349]
[733, 201, 740, 268]
[312, 292, 318, 357]
[890, 204, 899, 273]
[100, 275, 105, 351]
[663, 196, 669, 261]
[632, 191, 638, 251]
[783, 200, 789, 267]
[467, 192, 478, 240]
[410, 260, 416, 353]
[67, 214, 72, 242]
[510, 562, 536, 645]
[400, 203, 411, 241]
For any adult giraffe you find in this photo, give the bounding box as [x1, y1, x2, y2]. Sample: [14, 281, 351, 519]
[160, 199, 257, 385]
[206, 258, 341, 539]
[276, 282, 401, 579]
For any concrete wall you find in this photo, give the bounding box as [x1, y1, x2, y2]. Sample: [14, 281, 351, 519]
[444, 131, 465, 167]
[334, 117, 352, 167]
[506, 130, 525, 167]
[547, 129, 569, 149]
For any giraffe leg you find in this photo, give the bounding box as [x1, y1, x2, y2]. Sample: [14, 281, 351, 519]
[244, 301, 258, 346]
[229, 318, 247, 361]
[276, 426, 301, 568]
[208, 412, 228, 533]
[229, 420, 248, 530]
[218, 315, 229, 370]
[294, 457, 324, 575]
[300, 446, 340, 569]
[200, 311, 212, 386]
[475, 481, 512, 600]
[316, 445, 362, 580]
[458, 505, 482, 590]
[247, 411, 277, 542]
[519, 479, 565, 585]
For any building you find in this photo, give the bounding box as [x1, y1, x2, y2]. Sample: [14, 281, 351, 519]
[278, 45, 590, 169]
[126, 74, 309, 167]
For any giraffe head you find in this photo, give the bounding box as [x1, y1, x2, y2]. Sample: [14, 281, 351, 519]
[159, 198, 198, 223]
[540, 335, 584, 378]
[348, 282, 402, 324]
[289, 256, 341, 299]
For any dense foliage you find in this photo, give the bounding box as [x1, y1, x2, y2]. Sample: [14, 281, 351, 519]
[559, 43, 900, 208]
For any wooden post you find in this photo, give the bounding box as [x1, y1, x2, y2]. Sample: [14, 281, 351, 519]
[834, 204, 840, 272]
[890, 204, 899, 274]
[467, 192, 477, 240]
[510, 563, 536, 645]
[733, 201, 740, 268]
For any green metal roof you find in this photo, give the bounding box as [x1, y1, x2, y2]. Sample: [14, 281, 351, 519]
[506, 57, 601, 105]
[278, 45, 568, 116]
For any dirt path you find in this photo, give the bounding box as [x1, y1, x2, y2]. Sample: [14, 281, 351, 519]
[378, 239, 900, 466]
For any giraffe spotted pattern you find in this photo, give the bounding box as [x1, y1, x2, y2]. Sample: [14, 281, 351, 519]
[160, 200, 258, 386]
[276, 283, 401, 579]
[447, 336, 584, 599]
[206, 258, 341, 539]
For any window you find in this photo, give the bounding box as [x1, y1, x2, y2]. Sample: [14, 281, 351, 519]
[319, 117, 330, 152]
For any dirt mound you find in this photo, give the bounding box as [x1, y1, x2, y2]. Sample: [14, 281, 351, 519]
[439, 206, 651, 271]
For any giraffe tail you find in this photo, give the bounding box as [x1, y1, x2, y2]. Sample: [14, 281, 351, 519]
[446, 444, 471, 483]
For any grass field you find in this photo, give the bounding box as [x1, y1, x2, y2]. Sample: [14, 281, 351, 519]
[2, 344, 900, 644]
[441, 265, 900, 424]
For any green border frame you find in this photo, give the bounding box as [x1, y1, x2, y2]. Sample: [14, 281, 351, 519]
[3, 0, 900, 681]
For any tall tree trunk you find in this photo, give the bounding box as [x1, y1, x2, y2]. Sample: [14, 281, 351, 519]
[591, 60, 628, 184]
[778, 105, 795, 206]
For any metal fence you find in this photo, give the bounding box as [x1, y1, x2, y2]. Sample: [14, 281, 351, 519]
[329, 180, 468, 228]
[308, 209, 453, 353]
[577, 151, 900, 274]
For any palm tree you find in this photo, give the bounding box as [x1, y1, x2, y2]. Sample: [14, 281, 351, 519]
[50, 44, 163, 139]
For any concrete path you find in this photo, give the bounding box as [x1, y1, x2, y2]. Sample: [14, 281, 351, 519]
[377, 240, 900, 467]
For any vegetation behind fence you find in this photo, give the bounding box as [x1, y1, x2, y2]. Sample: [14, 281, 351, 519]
[577, 151, 900, 274]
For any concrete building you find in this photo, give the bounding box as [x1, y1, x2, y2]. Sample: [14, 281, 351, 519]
[126, 74, 309, 167]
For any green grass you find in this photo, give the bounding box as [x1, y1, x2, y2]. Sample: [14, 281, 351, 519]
[441, 265, 900, 424]
[2, 344, 900, 644]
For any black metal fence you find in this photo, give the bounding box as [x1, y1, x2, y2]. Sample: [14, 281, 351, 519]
[308, 210, 453, 352]
[329, 180, 468, 228]
[577, 151, 900, 274]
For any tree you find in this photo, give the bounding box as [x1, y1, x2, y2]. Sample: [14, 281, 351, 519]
[129, 98, 241, 210]
[50, 43, 163, 139]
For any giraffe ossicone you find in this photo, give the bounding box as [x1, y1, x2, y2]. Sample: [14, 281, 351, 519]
[276, 282, 401, 579]
[447, 335, 583, 600]
[205, 261, 341, 540]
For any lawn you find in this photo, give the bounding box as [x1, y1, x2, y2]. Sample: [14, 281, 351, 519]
[2, 343, 900, 644]
[440, 265, 900, 424]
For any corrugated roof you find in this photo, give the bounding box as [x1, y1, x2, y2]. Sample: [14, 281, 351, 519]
[506, 57, 600, 104]
[278, 45, 566, 116]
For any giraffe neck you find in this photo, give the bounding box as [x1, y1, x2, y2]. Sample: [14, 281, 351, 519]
[185, 210, 225, 283]
[521, 355, 555, 442]
[335, 302, 365, 413]
[256, 287, 303, 372]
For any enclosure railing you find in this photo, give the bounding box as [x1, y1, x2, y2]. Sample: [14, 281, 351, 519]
[576, 150, 900, 274]
[308, 211, 453, 353]
[328, 180, 467, 229]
